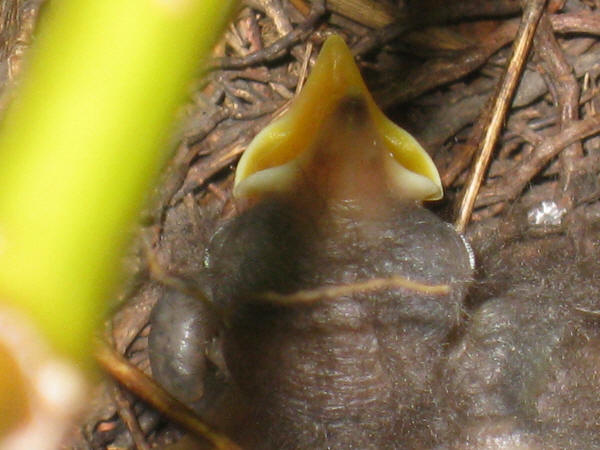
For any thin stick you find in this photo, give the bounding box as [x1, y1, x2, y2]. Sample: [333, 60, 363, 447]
[476, 115, 600, 208]
[95, 340, 242, 450]
[454, 0, 547, 233]
[112, 383, 151, 450]
[211, 0, 324, 69]
[535, 13, 582, 195]
[296, 41, 313, 96]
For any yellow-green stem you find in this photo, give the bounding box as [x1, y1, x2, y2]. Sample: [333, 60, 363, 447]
[0, 0, 236, 369]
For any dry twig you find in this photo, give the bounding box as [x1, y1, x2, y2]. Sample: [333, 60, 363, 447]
[535, 13, 582, 197]
[96, 340, 242, 450]
[210, 0, 325, 69]
[476, 114, 600, 210]
[455, 0, 547, 233]
[112, 383, 151, 450]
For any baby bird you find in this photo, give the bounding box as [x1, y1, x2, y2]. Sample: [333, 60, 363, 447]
[437, 223, 600, 449]
[150, 36, 473, 449]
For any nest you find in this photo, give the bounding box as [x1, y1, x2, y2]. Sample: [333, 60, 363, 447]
[4, 0, 600, 448]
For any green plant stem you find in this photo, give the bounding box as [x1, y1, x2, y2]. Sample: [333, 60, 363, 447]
[0, 0, 236, 368]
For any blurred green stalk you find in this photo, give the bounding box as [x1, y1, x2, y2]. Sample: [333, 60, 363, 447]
[0, 0, 236, 368]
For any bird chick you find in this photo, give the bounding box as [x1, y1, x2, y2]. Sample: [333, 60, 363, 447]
[150, 36, 473, 449]
[437, 224, 600, 449]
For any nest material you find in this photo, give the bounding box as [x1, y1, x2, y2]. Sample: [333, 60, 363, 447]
[5, 0, 600, 448]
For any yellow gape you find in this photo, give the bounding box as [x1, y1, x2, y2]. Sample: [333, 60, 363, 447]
[234, 35, 442, 203]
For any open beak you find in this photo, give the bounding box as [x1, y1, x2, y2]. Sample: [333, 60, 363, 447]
[233, 35, 442, 203]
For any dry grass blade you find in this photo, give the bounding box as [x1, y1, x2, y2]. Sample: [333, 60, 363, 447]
[95, 340, 242, 450]
[455, 0, 548, 233]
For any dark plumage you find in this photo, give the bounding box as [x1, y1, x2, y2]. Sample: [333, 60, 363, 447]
[149, 35, 600, 449]
[436, 228, 600, 449]
[149, 35, 473, 448]
[205, 196, 472, 448]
